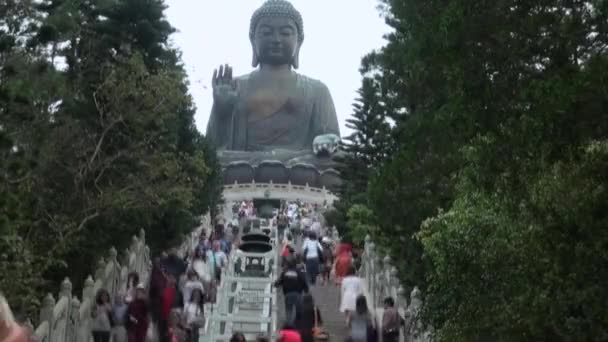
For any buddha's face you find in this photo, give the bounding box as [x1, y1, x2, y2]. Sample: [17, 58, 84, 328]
[254, 17, 299, 66]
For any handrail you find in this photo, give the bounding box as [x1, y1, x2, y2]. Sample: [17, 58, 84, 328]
[222, 181, 338, 205]
[360, 235, 433, 341]
[24, 214, 211, 342]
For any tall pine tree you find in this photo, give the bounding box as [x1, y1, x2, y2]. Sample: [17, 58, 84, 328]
[328, 74, 393, 242]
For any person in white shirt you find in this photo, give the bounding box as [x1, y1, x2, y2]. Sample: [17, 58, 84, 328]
[184, 288, 205, 342]
[182, 270, 204, 307]
[302, 231, 323, 285]
[207, 241, 227, 282]
[340, 265, 364, 326]
[191, 249, 211, 279]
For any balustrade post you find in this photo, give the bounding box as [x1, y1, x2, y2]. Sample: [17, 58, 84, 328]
[374, 254, 383, 309]
[80, 276, 95, 342]
[129, 235, 139, 273]
[108, 247, 120, 298]
[367, 241, 375, 305]
[137, 229, 147, 277]
[60, 278, 72, 298]
[143, 245, 152, 281]
[382, 256, 391, 307]
[407, 287, 424, 340]
[55, 278, 72, 342]
[389, 266, 399, 302]
[39, 293, 55, 338]
[83, 276, 95, 301]
[95, 258, 106, 282]
[67, 297, 80, 342]
[121, 248, 131, 291]
[363, 235, 371, 283]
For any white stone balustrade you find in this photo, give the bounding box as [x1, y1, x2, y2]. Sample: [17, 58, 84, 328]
[360, 235, 433, 342]
[26, 214, 211, 342]
[223, 181, 338, 205]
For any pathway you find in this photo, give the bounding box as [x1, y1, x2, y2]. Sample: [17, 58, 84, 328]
[276, 284, 348, 342]
[277, 228, 348, 342]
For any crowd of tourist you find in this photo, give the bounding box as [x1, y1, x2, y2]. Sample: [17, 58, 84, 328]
[84, 223, 234, 342]
[0, 199, 404, 342]
[272, 201, 404, 342]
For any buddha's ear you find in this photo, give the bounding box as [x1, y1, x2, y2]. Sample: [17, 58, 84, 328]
[292, 44, 301, 69]
[251, 42, 259, 67]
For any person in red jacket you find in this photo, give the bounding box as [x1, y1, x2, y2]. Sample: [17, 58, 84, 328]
[160, 275, 177, 342]
[279, 322, 302, 342]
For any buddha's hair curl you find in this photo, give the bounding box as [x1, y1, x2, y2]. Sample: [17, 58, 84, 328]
[249, 0, 304, 44]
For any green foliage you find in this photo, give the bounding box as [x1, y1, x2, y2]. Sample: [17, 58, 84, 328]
[345, 204, 377, 246]
[0, 0, 221, 319]
[329, 72, 393, 244]
[343, 0, 608, 339]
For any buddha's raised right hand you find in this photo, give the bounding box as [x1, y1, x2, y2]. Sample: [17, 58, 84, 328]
[212, 64, 238, 109]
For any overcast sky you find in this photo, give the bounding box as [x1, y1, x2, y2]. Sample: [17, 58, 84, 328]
[164, 0, 389, 136]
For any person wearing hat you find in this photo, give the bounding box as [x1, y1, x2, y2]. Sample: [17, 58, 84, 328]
[126, 284, 149, 342]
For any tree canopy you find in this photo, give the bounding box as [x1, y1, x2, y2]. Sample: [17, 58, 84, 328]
[1, 0, 221, 317]
[338, 0, 608, 340]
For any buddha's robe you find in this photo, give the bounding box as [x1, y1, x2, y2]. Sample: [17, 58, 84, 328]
[206, 71, 340, 152]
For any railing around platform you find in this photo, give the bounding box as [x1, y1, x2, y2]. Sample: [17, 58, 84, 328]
[222, 181, 338, 205]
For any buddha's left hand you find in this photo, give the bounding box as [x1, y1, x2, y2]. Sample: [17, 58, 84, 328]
[313, 134, 341, 156]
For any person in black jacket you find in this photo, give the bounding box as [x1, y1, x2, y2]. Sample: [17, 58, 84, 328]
[295, 294, 322, 342]
[275, 255, 309, 326]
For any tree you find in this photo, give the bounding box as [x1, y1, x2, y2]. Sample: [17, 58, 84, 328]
[0, 0, 222, 318]
[329, 75, 393, 241]
[362, 0, 608, 340]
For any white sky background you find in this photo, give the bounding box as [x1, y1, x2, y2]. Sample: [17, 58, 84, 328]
[165, 0, 389, 137]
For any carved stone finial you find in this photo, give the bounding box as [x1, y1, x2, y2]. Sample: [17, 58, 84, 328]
[60, 278, 72, 297]
[131, 235, 138, 247]
[95, 259, 106, 280]
[122, 248, 131, 265]
[42, 293, 55, 308]
[397, 285, 405, 298]
[411, 286, 421, 300]
[409, 286, 423, 312]
[390, 266, 399, 279]
[365, 235, 371, 244]
[40, 293, 55, 323]
[139, 229, 146, 240]
[83, 276, 95, 299]
[383, 255, 391, 266]
[70, 297, 81, 312]
[109, 247, 118, 260]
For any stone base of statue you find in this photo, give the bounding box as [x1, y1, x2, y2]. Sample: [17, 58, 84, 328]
[218, 149, 343, 190]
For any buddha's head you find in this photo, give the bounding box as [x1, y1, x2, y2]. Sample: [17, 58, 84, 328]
[250, 0, 304, 69]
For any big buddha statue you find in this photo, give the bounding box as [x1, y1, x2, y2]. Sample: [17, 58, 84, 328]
[206, 0, 342, 180]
